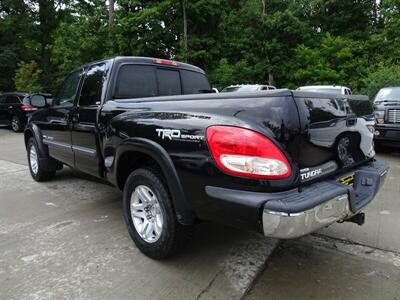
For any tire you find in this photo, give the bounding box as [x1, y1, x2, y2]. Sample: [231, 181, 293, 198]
[11, 115, 23, 132]
[27, 138, 56, 182]
[123, 168, 192, 259]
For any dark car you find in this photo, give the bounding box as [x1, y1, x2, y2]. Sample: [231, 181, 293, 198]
[0, 92, 38, 132]
[373, 87, 400, 147]
[24, 57, 388, 259]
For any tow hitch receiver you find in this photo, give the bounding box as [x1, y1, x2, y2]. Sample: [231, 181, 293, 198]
[345, 212, 365, 226]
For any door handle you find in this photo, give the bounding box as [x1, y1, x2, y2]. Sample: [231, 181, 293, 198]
[8, 106, 13, 109]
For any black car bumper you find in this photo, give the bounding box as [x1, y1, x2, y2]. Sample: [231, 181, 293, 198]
[374, 124, 400, 145]
[206, 160, 389, 238]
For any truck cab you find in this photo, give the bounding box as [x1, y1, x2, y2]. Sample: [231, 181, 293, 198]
[373, 87, 400, 147]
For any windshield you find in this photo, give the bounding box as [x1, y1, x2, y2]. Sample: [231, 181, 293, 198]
[221, 85, 260, 93]
[299, 87, 342, 95]
[374, 87, 400, 102]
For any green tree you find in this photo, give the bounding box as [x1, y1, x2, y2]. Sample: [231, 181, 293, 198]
[13, 61, 43, 93]
[290, 34, 371, 89]
[359, 64, 400, 99]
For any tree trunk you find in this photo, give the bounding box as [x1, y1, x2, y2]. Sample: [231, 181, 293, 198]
[268, 72, 274, 86]
[109, 0, 114, 26]
[181, 0, 188, 62]
[38, 0, 56, 90]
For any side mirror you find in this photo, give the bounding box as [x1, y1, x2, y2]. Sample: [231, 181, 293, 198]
[30, 94, 47, 108]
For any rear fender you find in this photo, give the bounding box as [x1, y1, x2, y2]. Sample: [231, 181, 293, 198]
[115, 138, 195, 225]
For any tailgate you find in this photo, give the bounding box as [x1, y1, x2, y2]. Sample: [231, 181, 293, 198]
[293, 93, 375, 182]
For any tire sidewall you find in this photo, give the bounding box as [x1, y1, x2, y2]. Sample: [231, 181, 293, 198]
[123, 169, 177, 259]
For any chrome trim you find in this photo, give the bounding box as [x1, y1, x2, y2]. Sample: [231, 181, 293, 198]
[43, 139, 96, 157]
[71, 145, 97, 157]
[387, 109, 400, 123]
[75, 123, 96, 129]
[263, 194, 351, 239]
[43, 139, 73, 152]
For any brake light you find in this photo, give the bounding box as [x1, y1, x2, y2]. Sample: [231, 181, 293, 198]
[152, 58, 179, 67]
[21, 105, 37, 111]
[206, 126, 291, 179]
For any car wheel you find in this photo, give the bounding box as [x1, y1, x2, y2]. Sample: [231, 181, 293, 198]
[11, 115, 23, 132]
[123, 168, 192, 259]
[27, 138, 56, 182]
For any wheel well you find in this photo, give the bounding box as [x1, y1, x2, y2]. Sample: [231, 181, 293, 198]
[116, 151, 164, 190]
[24, 130, 33, 149]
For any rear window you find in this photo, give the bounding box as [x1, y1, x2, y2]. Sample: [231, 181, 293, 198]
[115, 65, 158, 99]
[181, 70, 210, 94]
[157, 68, 181, 96]
[114, 64, 210, 99]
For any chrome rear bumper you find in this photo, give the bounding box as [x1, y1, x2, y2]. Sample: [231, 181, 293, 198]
[262, 194, 351, 239]
[262, 160, 389, 239]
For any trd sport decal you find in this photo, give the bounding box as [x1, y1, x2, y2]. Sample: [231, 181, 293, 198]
[155, 129, 204, 142]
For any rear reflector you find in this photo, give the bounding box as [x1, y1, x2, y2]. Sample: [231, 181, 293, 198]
[206, 126, 291, 179]
[152, 58, 179, 67]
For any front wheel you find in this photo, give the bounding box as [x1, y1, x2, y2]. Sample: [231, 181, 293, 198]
[123, 168, 192, 259]
[27, 138, 56, 182]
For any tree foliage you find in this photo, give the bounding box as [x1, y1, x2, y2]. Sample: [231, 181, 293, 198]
[0, 0, 399, 98]
[13, 61, 43, 93]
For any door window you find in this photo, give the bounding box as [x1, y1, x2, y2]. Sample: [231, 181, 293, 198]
[157, 68, 181, 96]
[53, 69, 83, 107]
[79, 63, 106, 106]
[115, 65, 157, 99]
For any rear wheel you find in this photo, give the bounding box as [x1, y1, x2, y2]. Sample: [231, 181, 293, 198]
[11, 115, 23, 132]
[27, 138, 56, 182]
[123, 168, 192, 259]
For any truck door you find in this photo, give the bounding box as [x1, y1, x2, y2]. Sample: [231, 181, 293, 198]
[41, 69, 83, 167]
[71, 62, 108, 177]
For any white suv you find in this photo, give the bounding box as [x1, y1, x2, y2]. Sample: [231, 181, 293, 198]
[221, 84, 276, 93]
[297, 85, 352, 95]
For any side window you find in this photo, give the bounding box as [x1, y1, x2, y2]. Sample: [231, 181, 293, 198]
[79, 63, 106, 106]
[157, 68, 181, 96]
[0, 95, 6, 103]
[115, 65, 157, 99]
[5, 95, 20, 104]
[180, 70, 211, 94]
[53, 69, 83, 107]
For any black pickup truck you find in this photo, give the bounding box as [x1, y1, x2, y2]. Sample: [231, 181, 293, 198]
[25, 56, 389, 259]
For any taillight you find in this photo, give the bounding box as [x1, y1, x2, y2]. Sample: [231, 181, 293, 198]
[21, 105, 37, 111]
[206, 126, 291, 180]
